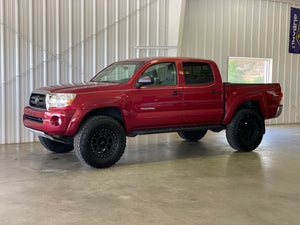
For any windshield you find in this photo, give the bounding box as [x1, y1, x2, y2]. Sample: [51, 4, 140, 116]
[91, 61, 145, 83]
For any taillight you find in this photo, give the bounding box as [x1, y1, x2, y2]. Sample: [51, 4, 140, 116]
[280, 92, 283, 104]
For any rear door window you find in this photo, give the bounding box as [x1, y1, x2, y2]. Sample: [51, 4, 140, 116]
[182, 62, 214, 85]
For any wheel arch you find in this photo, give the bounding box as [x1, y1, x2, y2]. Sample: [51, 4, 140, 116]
[236, 101, 264, 118]
[81, 107, 125, 128]
[223, 99, 265, 124]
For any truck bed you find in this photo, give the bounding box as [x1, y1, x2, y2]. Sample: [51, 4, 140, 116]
[223, 83, 282, 124]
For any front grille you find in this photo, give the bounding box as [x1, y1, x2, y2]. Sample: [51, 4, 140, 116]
[30, 93, 46, 109]
[24, 115, 44, 124]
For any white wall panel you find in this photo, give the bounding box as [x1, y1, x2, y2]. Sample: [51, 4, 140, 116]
[181, 0, 300, 125]
[3, 0, 297, 144]
[0, 0, 170, 144]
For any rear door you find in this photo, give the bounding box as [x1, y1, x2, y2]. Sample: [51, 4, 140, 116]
[181, 61, 224, 124]
[128, 62, 183, 129]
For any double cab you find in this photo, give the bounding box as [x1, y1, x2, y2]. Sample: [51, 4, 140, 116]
[23, 57, 283, 168]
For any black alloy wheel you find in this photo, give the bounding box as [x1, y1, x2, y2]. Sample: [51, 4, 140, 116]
[226, 109, 264, 152]
[74, 115, 126, 168]
[90, 128, 118, 159]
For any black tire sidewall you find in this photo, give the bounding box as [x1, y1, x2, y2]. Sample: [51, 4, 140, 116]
[226, 109, 264, 152]
[74, 116, 126, 168]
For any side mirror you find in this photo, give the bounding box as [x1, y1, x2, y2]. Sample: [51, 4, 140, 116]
[135, 76, 154, 88]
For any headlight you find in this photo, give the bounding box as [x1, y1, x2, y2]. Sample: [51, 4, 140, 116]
[46, 93, 76, 110]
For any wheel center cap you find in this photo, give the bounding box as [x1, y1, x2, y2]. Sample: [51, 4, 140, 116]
[99, 138, 107, 147]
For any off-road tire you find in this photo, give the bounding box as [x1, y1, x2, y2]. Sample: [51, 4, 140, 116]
[178, 130, 207, 142]
[226, 109, 264, 152]
[39, 136, 74, 153]
[74, 116, 126, 168]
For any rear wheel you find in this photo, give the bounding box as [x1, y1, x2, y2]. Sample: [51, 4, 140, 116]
[39, 136, 73, 153]
[74, 116, 126, 168]
[226, 109, 264, 152]
[178, 130, 207, 142]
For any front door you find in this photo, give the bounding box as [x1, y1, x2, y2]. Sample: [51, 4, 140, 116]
[128, 62, 183, 129]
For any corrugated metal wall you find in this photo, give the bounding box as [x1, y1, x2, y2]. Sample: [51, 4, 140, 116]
[181, 0, 300, 125]
[0, 0, 170, 144]
[1, 0, 299, 144]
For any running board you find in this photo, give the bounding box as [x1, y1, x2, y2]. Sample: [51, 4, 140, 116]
[127, 124, 225, 137]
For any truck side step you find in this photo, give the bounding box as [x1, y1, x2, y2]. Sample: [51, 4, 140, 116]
[127, 124, 225, 137]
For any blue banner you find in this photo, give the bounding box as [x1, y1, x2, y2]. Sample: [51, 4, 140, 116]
[289, 7, 300, 54]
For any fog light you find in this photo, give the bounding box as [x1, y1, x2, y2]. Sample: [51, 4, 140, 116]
[50, 116, 62, 126]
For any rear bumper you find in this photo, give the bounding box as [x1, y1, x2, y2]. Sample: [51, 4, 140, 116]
[274, 104, 283, 118]
[23, 106, 85, 136]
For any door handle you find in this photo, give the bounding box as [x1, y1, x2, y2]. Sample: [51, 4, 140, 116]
[210, 90, 220, 94]
[172, 92, 182, 96]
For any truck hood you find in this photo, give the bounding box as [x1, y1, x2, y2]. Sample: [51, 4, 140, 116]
[37, 82, 127, 94]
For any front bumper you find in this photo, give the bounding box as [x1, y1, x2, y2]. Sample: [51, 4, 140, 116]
[23, 106, 84, 136]
[25, 128, 73, 144]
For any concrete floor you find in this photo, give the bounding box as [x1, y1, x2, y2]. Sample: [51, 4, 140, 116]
[0, 124, 300, 225]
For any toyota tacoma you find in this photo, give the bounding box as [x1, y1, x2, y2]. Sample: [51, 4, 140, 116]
[23, 57, 283, 168]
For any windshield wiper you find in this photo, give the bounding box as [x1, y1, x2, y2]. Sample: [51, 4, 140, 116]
[99, 80, 118, 83]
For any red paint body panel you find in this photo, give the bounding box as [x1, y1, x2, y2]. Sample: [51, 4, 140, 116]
[222, 83, 282, 124]
[125, 86, 184, 130]
[24, 106, 79, 135]
[179, 61, 224, 125]
[23, 57, 282, 136]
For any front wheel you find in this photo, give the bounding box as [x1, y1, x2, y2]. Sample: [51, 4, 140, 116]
[74, 116, 126, 168]
[39, 136, 74, 153]
[226, 109, 264, 152]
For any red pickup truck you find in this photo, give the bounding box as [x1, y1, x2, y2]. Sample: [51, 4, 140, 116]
[23, 57, 282, 168]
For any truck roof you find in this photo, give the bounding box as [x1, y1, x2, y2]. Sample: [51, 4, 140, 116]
[120, 57, 215, 64]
